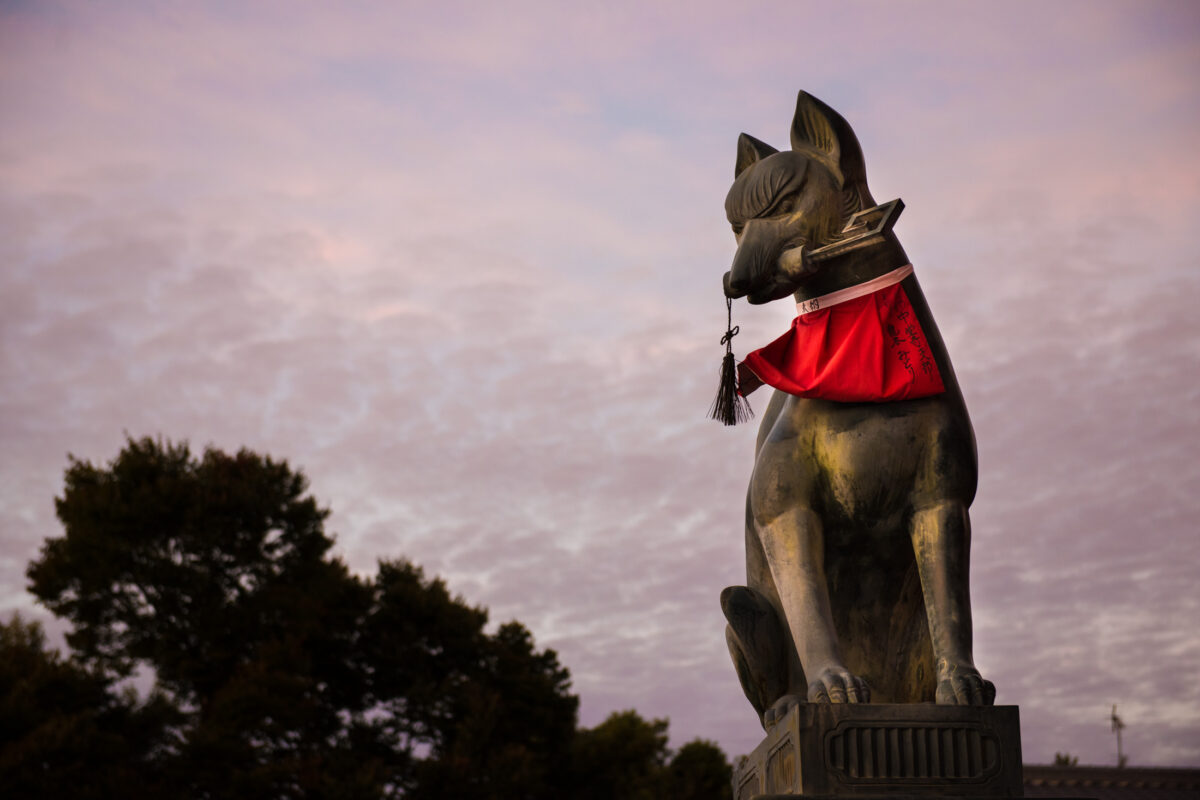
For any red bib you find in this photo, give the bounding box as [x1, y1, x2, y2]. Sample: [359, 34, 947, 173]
[738, 265, 944, 402]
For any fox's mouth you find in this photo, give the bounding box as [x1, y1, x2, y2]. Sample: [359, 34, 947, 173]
[724, 243, 815, 304]
[747, 279, 800, 305]
[723, 271, 801, 305]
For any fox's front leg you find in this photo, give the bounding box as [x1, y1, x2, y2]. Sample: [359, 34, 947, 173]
[910, 500, 996, 705]
[757, 508, 870, 704]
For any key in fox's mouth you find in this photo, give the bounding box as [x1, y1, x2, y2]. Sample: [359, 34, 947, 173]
[777, 244, 814, 281]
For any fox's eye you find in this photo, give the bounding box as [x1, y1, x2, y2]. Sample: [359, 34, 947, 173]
[775, 192, 799, 216]
[756, 190, 799, 220]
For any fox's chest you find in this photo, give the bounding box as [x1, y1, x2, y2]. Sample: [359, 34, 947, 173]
[757, 394, 974, 532]
[811, 412, 929, 529]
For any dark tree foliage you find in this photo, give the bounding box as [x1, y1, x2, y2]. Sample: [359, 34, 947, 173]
[0, 614, 180, 800]
[361, 562, 579, 799]
[666, 739, 734, 800]
[28, 438, 352, 696]
[18, 436, 732, 799]
[570, 712, 734, 799]
[572, 709, 672, 800]
[408, 621, 579, 800]
[27, 438, 381, 798]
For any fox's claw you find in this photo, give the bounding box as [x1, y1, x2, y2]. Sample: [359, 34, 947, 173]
[936, 664, 995, 705]
[808, 668, 870, 704]
[763, 693, 804, 728]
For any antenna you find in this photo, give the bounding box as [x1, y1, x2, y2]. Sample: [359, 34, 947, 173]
[1111, 704, 1127, 768]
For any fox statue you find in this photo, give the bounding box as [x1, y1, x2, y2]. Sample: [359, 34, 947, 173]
[719, 91, 995, 729]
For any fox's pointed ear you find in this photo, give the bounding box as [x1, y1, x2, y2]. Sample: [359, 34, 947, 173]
[790, 92, 844, 185]
[735, 133, 778, 177]
[790, 91, 876, 207]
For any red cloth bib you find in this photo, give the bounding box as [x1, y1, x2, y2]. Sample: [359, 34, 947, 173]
[738, 266, 944, 402]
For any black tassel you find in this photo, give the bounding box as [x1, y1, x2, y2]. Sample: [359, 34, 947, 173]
[709, 297, 754, 425]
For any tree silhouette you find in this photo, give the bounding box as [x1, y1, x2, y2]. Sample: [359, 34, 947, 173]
[12, 436, 733, 799]
[666, 739, 734, 800]
[572, 709, 672, 800]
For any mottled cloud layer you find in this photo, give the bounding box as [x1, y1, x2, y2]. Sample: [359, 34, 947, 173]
[2, 0, 1198, 766]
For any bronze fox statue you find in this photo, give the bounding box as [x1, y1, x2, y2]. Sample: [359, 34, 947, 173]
[720, 92, 995, 728]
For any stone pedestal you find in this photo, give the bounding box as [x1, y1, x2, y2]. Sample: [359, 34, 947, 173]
[733, 704, 1023, 799]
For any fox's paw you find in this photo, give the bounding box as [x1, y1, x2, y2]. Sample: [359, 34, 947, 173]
[936, 663, 996, 705]
[763, 693, 804, 728]
[808, 667, 870, 704]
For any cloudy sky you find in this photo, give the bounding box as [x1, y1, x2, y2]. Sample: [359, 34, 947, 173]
[3, 0, 1198, 767]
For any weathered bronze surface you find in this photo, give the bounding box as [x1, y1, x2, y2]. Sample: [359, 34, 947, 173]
[720, 92, 995, 727]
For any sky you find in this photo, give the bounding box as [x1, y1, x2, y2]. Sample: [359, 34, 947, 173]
[2, 0, 1198, 768]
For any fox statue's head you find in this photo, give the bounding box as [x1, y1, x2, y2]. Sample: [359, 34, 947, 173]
[723, 91, 877, 304]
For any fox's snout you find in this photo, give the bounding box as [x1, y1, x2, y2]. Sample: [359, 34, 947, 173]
[723, 215, 818, 304]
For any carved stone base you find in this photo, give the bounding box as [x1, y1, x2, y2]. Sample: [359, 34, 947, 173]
[733, 704, 1023, 799]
